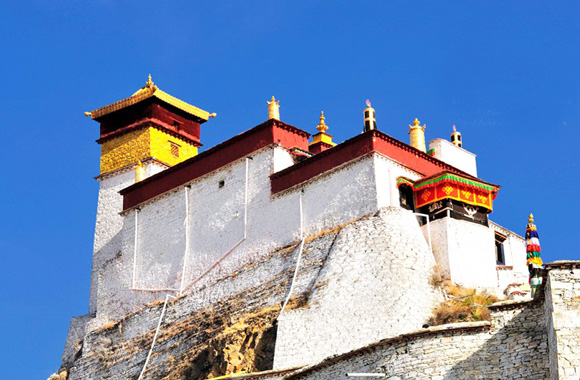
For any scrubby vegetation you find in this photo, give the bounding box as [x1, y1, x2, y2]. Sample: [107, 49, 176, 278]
[429, 280, 500, 326]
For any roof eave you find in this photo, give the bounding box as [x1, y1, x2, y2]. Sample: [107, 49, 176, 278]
[89, 88, 211, 122]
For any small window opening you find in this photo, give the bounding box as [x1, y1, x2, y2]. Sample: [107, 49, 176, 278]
[170, 141, 180, 158]
[173, 120, 181, 130]
[398, 184, 415, 211]
[495, 233, 506, 265]
[218, 180, 225, 188]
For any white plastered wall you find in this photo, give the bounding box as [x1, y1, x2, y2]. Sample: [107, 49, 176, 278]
[64, 161, 166, 354]
[374, 154, 423, 209]
[428, 217, 497, 288]
[96, 147, 384, 320]
[490, 221, 528, 290]
[503, 232, 528, 281]
[89, 161, 166, 314]
[428, 138, 478, 177]
[273, 208, 439, 369]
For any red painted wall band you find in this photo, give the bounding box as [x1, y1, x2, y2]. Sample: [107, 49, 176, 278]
[121, 119, 310, 210]
[270, 130, 473, 194]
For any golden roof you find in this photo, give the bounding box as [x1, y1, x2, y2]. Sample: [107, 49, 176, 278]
[86, 74, 212, 121]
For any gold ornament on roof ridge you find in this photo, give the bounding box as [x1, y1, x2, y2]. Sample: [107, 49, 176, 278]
[529, 213, 534, 223]
[409, 117, 427, 152]
[267, 96, 280, 120]
[317, 111, 329, 133]
[409, 117, 426, 131]
[146, 74, 154, 88]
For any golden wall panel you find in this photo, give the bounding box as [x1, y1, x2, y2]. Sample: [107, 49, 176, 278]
[100, 129, 151, 174]
[149, 128, 198, 167]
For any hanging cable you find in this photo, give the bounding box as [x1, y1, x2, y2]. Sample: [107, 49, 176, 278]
[137, 294, 175, 380]
[179, 185, 191, 295]
[132, 208, 140, 289]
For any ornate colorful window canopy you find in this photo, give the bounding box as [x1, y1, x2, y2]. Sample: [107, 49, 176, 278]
[397, 172, 500, 212]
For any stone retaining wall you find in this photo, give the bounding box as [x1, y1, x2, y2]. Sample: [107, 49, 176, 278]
[544, 261, 580, 380]
[283, 298, 550, 380]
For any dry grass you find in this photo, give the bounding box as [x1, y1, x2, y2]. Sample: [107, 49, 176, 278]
[97, 320, 118, 332]
[428, 281, 499, 326]
[429, 264, 448, 288]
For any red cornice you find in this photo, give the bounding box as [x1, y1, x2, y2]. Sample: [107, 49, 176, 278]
[96, 118, 203, 147]
[309, 141, 334, 154]
[271, 130, 477, 194]
[121, 124, 494, 211]
[120, 119, 310, 210]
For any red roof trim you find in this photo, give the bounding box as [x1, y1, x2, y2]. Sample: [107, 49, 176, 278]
[271, 130, 476, 194]
[96, 118, 203, 147]
[120, 119, 310, 210]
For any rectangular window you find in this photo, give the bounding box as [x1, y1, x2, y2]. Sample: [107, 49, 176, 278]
[495, 232, 506, 265]
[170, 141, 180, 158]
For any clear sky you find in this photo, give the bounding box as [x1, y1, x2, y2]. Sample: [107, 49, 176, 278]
[1, 1, 579, 379]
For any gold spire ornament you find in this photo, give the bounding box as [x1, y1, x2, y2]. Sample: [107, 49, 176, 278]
[529, 213, 534, 223]
[132, 74, 157, 96]
[310, 110, 336, 152]
[145, 74, 154, 88]
[316, 111, 329, 133]
[135, 160, 145, 183]
[409, 118, 427, 152]
[267, 96, 280, 120]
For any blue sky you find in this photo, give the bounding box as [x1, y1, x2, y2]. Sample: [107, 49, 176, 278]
[1, 1, 579, 379]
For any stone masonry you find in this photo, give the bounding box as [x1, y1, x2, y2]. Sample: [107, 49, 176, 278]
[274, 207, 439, 368]
[280, 298, 550, 380]
[62, 208, 439, 379]
[544, 261, 580, 380]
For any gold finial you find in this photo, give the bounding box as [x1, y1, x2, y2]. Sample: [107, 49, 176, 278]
[409, 117, 426, 130]
[317, 111, 329, 133]
[528, 213, 534, 223]
[135, 160, 145, 182]
[409, 117, 427, 152]
[84, 112, 92, 117]
[267, 96, 280, 120]
[363, 99, 376, 132]
[146, 74, 154, 88]
[310, 110, 336, 150]
[450, 124, 462, 147]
